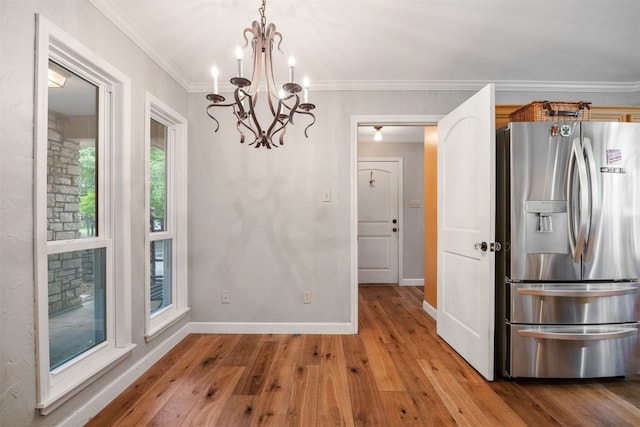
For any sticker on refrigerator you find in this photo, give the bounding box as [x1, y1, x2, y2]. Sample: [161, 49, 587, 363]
[559, 125, 572, 137]
[606, 148, 622, 164]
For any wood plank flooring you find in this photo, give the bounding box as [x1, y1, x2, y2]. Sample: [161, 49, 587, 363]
[87, 285, 640, 426]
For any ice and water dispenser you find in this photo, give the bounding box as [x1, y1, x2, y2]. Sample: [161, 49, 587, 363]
[524, 200, 568, 254]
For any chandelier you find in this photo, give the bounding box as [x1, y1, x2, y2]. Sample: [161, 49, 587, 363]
[205, 0, 316, 149]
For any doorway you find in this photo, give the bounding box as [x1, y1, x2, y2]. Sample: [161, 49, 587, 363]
[351, 115, 443, 330]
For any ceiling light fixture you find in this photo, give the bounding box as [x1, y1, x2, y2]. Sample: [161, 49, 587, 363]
[48, 67, 67, 88]
[373, 126, 383, 142]
[205, 0, 316, 149]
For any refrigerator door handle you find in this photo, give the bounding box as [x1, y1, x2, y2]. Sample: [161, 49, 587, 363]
[518, 327, 637, 341]
[582, 137, 600, 262]
[567, 138, 590, 263]
[517, 286, 638, 298]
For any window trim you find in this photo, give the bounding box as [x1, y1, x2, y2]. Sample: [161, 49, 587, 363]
[34, 15, 134, 414]
[144, 92, 189, 341]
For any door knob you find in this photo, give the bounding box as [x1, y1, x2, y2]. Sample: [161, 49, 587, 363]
[474, 242, 488, 251]
[392, 228, 398, 232]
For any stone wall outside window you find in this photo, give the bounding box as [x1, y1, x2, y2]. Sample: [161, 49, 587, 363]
[47, 111, 92, 314]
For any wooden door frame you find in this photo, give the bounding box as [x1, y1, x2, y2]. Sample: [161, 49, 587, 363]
[350, 115, 443, 333]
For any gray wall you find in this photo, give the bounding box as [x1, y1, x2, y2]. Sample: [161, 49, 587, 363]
[1, 0, 639, 425]
[186, 88, 638, 325]
[359, 138, 425, 281]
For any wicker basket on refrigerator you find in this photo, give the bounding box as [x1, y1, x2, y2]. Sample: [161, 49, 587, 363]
[510, 101, 591, 122]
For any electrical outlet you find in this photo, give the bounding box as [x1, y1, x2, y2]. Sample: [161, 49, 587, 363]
[222, 291, 231, 304]
[322, 190, 331, 202]
[303, 290, 311, 304]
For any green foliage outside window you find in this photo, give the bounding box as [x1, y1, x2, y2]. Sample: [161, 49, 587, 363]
[149, 146, 166, 226]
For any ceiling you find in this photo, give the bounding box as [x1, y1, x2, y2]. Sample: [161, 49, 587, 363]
[91, 0, 640, 94]
[357, 125, 425, 144]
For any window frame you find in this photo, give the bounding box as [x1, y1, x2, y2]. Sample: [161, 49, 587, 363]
[34, 15, 133, 414]
[144, 93, 189, 341]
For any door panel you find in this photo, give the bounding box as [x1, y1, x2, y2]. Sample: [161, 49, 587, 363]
[506, 122, 579, 281]
[581, 122, 640, 280]
[358, 160, 399, 283]
[437, 84, 495, 380]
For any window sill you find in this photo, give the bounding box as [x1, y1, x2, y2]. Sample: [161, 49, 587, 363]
[36, 344, 136, 415]
[145, 307, 190, 343]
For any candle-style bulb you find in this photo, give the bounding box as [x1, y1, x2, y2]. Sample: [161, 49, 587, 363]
[235, 46, 243, 77]
[302, 76, 310, 103]
[211, 65, 219, 94]
[288, 56, 295, 82]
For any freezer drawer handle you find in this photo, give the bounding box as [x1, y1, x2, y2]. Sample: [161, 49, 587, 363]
[517, 287, 638, 298]
[518, 328, 637, 341]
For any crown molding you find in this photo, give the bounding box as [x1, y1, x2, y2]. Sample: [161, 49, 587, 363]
[89, 0, 191, 90]
[191, 79, 640, 94]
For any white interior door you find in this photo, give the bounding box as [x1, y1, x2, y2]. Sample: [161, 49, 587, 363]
[358, 160, 400, 284]
[436, 84, 496, 380]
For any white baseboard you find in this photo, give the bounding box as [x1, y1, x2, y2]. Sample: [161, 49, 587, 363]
[62, 323, 191, 426]
[189, 321, 356, 335]
[422, 300, 437, 320]
[400, 278, 424, 286]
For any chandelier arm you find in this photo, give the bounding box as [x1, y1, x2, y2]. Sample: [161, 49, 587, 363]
[278, 121, 287, 146]
[267, 100, 287, 137]
[247, 38, 263, 97]
[207, 100, 244, 132]
[287, 94, 301, 125]
[205, 105, 221, 132]
[242, 21, 260, 49]
[266, 114, 287, 146]
[236, 120, 246, 144]
[265, 22, 283, 55]
[296, 109, 316, 138]
[263, 26, 280, 117]
[234, 88, 248, 120]
[266, 92, 278, 117]
[268, 98, 299, 143]
[234, 107, 259, 145]
[274, 31, 283, 54]
[246, 93, 265, 140]
[233, 98, 260, 143]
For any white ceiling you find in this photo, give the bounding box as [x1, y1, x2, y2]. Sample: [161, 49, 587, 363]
[91, 0, 640, 94]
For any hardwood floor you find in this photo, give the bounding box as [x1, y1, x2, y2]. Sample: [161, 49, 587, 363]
[87, 285, 640, 426]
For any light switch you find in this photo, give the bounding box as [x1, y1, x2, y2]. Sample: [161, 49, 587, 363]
[410, 199, 422, 208]
[323, 190, 331, 202]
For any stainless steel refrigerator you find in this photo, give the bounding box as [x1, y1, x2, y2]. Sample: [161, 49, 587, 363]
[495, 121, 640, 378]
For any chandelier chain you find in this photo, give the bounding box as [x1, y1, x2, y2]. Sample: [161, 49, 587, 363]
[259, 0, 266, 30]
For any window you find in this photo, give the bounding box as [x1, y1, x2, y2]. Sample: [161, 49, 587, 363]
[35, 15, 133, 414]
[144, 93, 189, 340]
